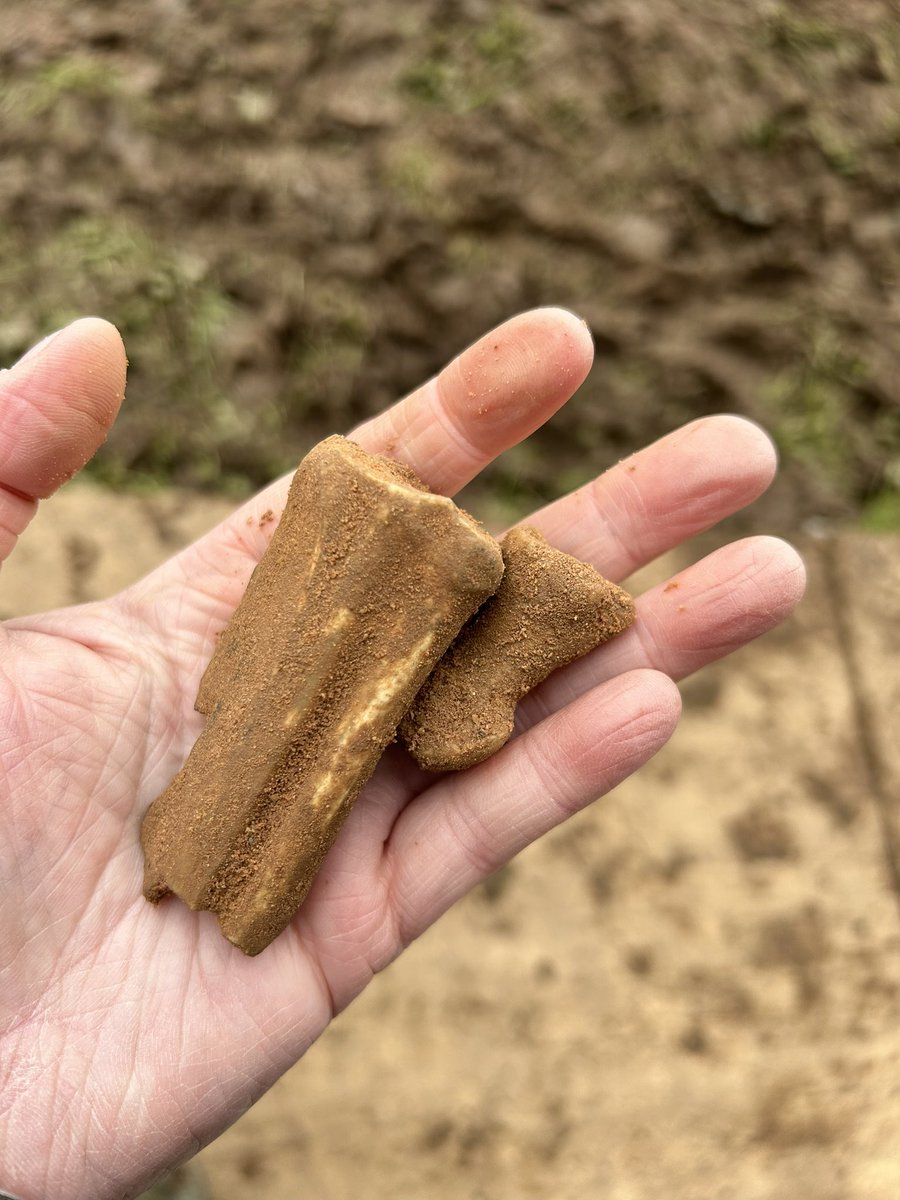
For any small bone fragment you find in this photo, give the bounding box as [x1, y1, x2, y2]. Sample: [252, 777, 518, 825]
[141, 436, 503, 955]
[400, 526, 636, 771]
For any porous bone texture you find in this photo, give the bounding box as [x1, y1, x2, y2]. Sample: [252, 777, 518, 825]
[400, 526, 635, 771]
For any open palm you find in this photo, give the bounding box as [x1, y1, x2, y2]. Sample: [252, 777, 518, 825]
[0, 312, 804, 1200]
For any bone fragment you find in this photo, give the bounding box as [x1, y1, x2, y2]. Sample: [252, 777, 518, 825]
[400, 526, 636, 771]
[141, 436, 503, 955]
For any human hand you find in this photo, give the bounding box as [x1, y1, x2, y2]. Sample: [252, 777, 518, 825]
[0, 311, 805, 1200]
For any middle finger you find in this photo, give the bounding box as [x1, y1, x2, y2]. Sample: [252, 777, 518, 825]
[525, 413, 777, 579]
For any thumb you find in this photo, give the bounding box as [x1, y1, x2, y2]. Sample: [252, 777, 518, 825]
[0, 318, 127, 566]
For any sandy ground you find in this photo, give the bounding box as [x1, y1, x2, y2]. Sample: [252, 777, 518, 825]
[1, 483, 898, 1200]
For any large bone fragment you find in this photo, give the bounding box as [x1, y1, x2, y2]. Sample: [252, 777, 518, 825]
[141, 436, 503, 955]
[400, 526, 635, 771]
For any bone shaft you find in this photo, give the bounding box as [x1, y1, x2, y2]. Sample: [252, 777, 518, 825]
[141, 437, 503, 955]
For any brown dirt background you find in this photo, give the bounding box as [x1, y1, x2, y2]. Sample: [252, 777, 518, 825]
[1, 0, 899, 525]
[1, 1, 899, 1197]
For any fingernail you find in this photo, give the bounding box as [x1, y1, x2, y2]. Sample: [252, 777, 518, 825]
[15, 326, 66, 367]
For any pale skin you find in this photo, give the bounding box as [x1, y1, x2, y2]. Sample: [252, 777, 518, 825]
[0, 310, 805, 1200]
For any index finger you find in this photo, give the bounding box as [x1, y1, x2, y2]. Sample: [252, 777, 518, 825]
[351, 306, 594, 495]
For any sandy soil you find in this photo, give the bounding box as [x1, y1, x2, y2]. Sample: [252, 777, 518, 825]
[2, 484, 898, 1200]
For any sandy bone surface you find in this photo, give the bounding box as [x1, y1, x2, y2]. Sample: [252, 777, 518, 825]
[141, 436, 503, 955]
[401, 526, 635, 771]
